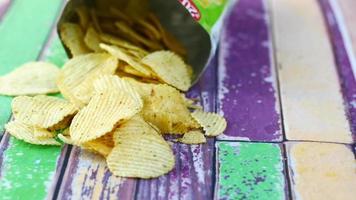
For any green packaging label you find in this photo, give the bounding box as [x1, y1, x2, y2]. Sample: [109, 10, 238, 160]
[178, 0, 228, 32]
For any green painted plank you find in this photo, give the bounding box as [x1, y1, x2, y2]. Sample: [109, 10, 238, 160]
[0, 0, 63, 132]
[0, 0, 65, 199]
[215, 142, 287, 200]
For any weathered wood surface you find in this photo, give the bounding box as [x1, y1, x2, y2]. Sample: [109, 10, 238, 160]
[215, 142, 288, 200]
[217, 0, 282, 142]
[286, 142, 356, 200]
[319, 0, 356, 140]
[270, 0, 352, 143]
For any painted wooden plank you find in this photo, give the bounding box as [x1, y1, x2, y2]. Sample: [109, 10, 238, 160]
[318, 0, 356, 140]
[270, 0, 352, 143]
[0, 0, 63, 133]
[286, 142, 356, 200]
[336, 0, 356, 79]
[217, 0, 282, 142]
[57, 147, 137, 200]
[215, 142, 288, 200]
[0, 0, 10, 21]
[0, 0, 66, 199]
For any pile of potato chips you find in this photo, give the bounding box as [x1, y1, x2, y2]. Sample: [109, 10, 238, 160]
[1, 3, 226, 179]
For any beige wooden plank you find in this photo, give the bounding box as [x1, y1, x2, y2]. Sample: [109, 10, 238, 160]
[286, 142, 356, 200]
[270, 0, 352, 143]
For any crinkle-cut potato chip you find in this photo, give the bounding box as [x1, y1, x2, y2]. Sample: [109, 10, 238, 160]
[75, 6, 89, 30]
[100, 33, 148, 56]
[0, 62, 59, 96]
[12, 95, 78, 130]
[57, 53, 118, 108]
[115, 22, 163, 51]
[120, 65, 150, 78]
[112, 115, 158, 144]
[100, 43, 153, 77]
[127, 82, 199, 134]
[107, 122, 174, 178]
[178, 130, 206, 144]
[191, 110, 227, 136]
[84, 26, 102, 52]
[93, 75, 143, 108]
[142, 51, 191, 91]
[70, 88, 141, 144]
[59, 133, 114, 157]
[33, 127, 55, 139]
[60, 23, 91, 56]
[5, 120, 60, 145]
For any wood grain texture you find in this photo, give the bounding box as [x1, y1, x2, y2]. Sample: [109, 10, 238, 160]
[215, 142, 288, 200]
[217, 0, 282, 142]
[270, 0, 352, 143]
[286, 142, 356, 200]
[318, 0, 356, 140]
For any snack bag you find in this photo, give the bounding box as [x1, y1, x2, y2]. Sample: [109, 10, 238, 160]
[58, 0, 235, 82]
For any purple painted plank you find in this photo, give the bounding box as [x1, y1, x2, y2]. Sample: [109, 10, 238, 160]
[0, 0, 10, 20]
[319, 0, 356, 141]
[217, 0, 282, 141]
[57, 147, 137, 200]
[134, 52, 218, 200]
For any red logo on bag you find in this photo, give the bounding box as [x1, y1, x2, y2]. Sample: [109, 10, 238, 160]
[178, 0, 201, 20]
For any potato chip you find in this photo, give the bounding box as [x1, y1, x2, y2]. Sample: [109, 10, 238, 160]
[136, 19, 161, 40]
[107, 120, 174, 178]
[120, 65, 150, 78]
[59, 133, 114, 157]
[60, 23, 91, 56]
[56, 53, 118, 108]
[93, 75, 143, 108]
[178, 130, 206, 144]
[100, 33, 148, 55]
[70, 88, 141, 144]
[109, 7, 134, 25]
[142, 51, 191, 91]
[100, 43, 153, 76]
[5, 120, 60, 145]
[33, 127, 55, 139]
[84, 26, 102, 52]
[191, 110, 227, 136]
[127, 82, 199, 134]
[12, 95, 78, 130]
[89, 9, 102, 33]
[115, 21, 163, 51]
[75, 6, 89, 30]
[0, 62, 59, 96]
[112, 115, 156, 144]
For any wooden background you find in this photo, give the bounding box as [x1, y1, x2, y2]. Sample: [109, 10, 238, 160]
[0, 0, 355, 199]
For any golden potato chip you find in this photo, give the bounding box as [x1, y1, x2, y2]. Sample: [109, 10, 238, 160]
[59, 133, 114, 157]
[107, 121, 174, 178]
[100, 43, 153, 76]
[84, 26, 102, 52]
[0, 62, 59, 96]
[127, 82, 199, 134]
[136, 19, 161, 40]
[115, 21, 163, 51]
[33, 127, 55, 139]
[93, 75, 143, 108]
[142, 51, 191, 91]
[12, 95, 78, 130]
[191, 110, 227, 136]
[112, 115, 156, 144]
[56, 53, 118, 108]
[178, 130, 206, 144]
[100, 33, 148, 55]
[60, 23, 91, 56]
[5, 120, 60, 145]
[120, 65, 150, 78]
[70, 88, 141, 144]
[109, 7, 134, 25]
[75, 6, 89, 30]
[89, 9, 102, 33]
